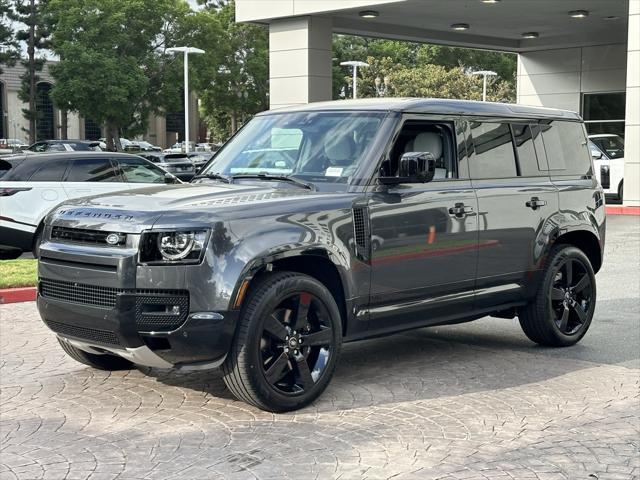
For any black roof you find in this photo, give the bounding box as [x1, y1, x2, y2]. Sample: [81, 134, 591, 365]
[260, 98, 582, 121]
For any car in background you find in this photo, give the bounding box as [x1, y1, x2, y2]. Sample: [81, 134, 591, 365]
[589, 134, 625, 200]
[186, 151, 216, 173]
[0, 138, 29, 154]
[0, 152, 179, 257]
[124, 140, 162, 152]
[137, 152, 196, 180]
[163, 141, 196, 153]
[26, 139, 102, 153]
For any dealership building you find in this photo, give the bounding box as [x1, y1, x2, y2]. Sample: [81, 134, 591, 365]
[236, 0, 638, 207]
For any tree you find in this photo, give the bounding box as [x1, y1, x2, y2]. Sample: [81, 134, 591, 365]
[47, 0, 191, 150]
[10, 0, 52, 143]
[194, 0, 268, 141]
[0, 1, 20, 75]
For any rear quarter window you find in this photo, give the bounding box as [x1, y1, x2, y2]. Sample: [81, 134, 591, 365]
[540, 120, 592, 176]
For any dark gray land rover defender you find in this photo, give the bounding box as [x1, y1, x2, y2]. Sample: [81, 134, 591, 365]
[37, 99, 605, 412]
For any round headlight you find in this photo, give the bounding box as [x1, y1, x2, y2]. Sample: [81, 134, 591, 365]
[157, 232, 195, 260]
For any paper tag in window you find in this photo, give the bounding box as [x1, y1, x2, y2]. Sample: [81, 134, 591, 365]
[325, 167, 343, 177]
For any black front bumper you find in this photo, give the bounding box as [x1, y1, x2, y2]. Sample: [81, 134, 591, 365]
[37, 284, 237, 367]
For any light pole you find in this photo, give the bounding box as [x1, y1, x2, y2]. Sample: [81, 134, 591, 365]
[166, 46, 205, 153]
[471, 70, 497, 102]
[340, 60, 369, 99]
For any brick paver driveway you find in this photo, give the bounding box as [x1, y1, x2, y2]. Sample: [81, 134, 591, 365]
[1, 217, 639, 480]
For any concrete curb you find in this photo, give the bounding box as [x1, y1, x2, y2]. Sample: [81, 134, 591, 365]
[606, 206, 640, 215]
[0, 287, 37, 304]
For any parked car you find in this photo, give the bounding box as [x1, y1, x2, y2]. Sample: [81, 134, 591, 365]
[35, 98, 604, 412]
[589, 134, 625, 200]
[0, 152, 179, 257]
[137, 152, 196, 180]
[123, 141, 162, 152]
[26, 139, 102, 153]
[187, 151, 216, 172]
[0, 138, 29, 154]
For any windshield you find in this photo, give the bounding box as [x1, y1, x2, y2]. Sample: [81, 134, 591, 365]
[590, 135, 624, 159]
[198, 111, 386, 189]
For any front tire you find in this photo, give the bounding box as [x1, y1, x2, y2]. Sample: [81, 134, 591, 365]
[519, 245, 596, 347]
[57, 338, 133, 370]
[222, 272, 342, 412]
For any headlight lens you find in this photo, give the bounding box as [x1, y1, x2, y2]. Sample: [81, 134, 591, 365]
[139, 230, 208, 264]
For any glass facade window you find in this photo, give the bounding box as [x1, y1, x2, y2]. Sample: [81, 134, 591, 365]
[84, 118, 102, 140]
[36, 83, 55, 141]
[0, 82, 5, 139]
[582, 92, 626, 137]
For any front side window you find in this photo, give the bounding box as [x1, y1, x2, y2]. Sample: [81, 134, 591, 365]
[117, 157, 166, 183]
[66, 158, 122, 182]
[540, 121, 592, 176]
[198, 112, 386, 189]
[468, 122, 517, 179]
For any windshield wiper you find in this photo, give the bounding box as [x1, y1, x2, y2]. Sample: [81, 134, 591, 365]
[231, 173, 315, 190]
[191, 172, 232, 183]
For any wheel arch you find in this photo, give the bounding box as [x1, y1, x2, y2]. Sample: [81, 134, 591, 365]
[234, 249, 351, 337]
[553, 229, 603, 273]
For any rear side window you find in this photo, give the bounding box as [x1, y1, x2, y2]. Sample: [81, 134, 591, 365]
[468, 122, 517, 179]
[540, 121, 592, 176]
[511, 124, 546, 177]
[29, 161, 69, 181]
[66, 158, 122, 182]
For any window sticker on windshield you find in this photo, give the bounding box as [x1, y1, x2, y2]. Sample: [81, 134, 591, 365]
[325, 167, 343, 177]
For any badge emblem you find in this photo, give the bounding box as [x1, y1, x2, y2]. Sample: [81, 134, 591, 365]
[105, 233, 121, 246]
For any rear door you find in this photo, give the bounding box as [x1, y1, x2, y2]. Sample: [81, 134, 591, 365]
[62, 156, 129, 198]
[467, 119, 559, 308]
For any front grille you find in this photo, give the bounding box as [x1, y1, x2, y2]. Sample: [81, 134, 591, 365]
[51, 226, 127, 246]
[41, 279, 119, 308]
[45, 320, 121, 347]
[40, 279, 190, 331]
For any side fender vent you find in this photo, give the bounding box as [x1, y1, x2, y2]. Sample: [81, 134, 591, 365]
[352, 207, 370, 261]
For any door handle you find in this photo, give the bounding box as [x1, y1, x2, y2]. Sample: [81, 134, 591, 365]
[449, 202, 474, 217]
[526, 196, 547, 210]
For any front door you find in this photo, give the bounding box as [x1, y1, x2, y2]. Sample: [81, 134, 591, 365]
[367, 118, 479, 334]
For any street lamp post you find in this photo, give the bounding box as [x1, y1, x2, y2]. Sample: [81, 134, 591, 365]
[166, 46, 205, 153]
[471, 70, 497, 102]
[340, 60, 369, 99]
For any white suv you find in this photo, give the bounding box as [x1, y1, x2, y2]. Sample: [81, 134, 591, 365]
[589, 134, 625, 200]
[0, 152, 178, 257]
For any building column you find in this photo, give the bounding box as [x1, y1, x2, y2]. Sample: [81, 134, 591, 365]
[623, 0, 639, 206]
[269, 16, 333, 109]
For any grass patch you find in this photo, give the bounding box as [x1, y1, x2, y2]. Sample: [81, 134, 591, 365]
[0, 259, 38, 288]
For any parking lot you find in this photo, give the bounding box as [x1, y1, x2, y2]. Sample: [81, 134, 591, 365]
[1, 216, 638, 480]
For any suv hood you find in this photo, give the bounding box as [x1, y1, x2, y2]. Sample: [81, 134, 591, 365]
[47, 183, 351, 232]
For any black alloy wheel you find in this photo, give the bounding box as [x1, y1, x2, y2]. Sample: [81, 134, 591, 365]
[549, 257, 594, 335]
[222, 272, 342, 412]
[261, 292, 334, 395]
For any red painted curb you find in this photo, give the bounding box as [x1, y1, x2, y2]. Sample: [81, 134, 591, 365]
[606, 206, 640, 216]
[0, 287, 37, 304]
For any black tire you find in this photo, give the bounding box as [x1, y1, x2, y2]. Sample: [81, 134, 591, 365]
[519, 245, 596, 347]
[32, 228, 43, 258]
[618, 181, 624, 202]
[57, 338, 133, 370]
[222, 272, 342, 412]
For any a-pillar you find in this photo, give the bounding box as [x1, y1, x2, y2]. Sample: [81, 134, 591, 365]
[269, 16, 333, 109]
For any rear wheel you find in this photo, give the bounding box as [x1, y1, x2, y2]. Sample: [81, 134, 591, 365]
[57, 338, 133, 370]
[519, 245, 596, 347]
[222, 272, 342, 412]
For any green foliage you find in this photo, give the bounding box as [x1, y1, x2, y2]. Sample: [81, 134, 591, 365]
[0, 0, 20, 75]
[48, 0, 191, 149]
[333, 35, 516, 103]
[0, 259, 37, 288]
[10, 0, 52, 143]
[192, 0, 268, 142]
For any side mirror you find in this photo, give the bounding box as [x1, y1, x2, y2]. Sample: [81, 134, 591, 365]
[164, 172, 179, 184]
[591, 149, 603, 160]
[379, 152, 437, 185]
